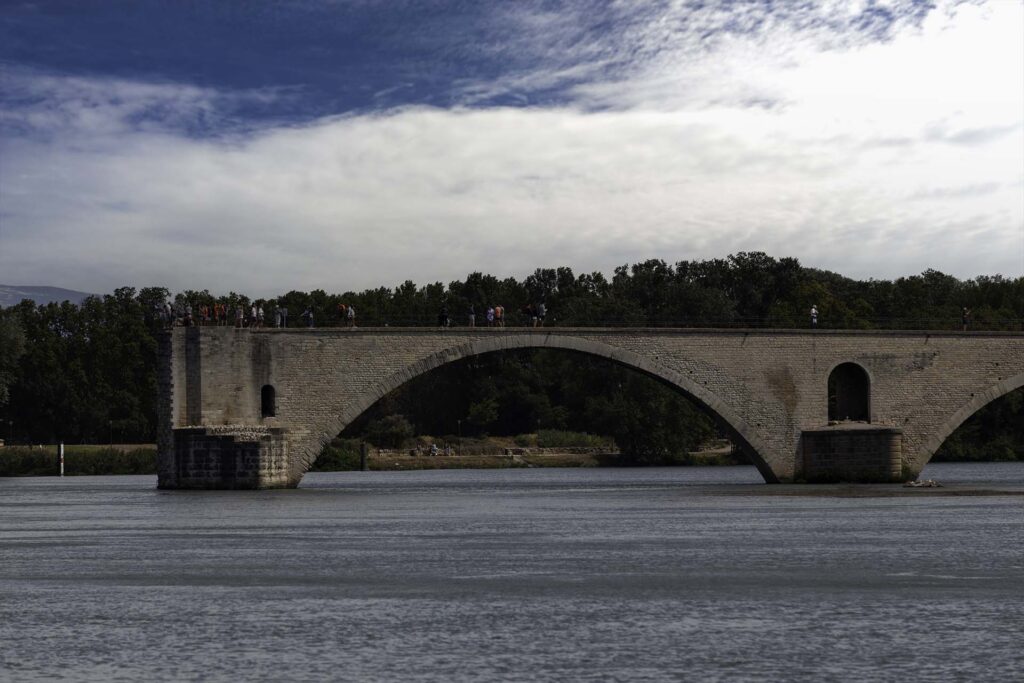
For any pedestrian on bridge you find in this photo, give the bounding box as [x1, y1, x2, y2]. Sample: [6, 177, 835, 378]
[810, 305, 818, 329]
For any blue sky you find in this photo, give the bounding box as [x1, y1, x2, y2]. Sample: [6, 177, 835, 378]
[1, 0, 1021, 295]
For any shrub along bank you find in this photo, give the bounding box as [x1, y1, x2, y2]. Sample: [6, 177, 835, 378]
[0, 433, 743, 476]
[309, 432, 746, 472]
[0, 445, 156, 476]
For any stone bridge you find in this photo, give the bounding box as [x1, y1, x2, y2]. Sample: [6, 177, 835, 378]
[157, 327, 1024, 488]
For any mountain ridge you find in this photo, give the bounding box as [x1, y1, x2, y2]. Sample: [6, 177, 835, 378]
[0, 285, 95, 308]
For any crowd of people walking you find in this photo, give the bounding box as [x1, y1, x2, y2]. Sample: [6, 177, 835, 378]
[446, 301, 549, 328]
[455, 303, 515, 327]
[158, 298, 555, 329]
[157, 301, 325, 329]
[155, 298, 983, 331]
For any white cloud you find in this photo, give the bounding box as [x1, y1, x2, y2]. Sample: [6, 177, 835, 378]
[0, 0, 1021, 296]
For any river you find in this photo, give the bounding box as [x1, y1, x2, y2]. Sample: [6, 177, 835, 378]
[1, 463, 1023, 682]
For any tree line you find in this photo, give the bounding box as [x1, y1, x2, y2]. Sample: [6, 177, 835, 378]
[0, 253, 1021, 461]
[157, 252, 1023, 330]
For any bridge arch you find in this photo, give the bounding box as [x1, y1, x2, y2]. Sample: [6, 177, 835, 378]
[916, 370, 1024, 469]
[302, 333, 780, 483]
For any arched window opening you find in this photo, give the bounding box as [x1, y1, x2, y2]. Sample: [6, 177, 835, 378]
[261, 385, 276, 418]
[828, 363, 870, 422]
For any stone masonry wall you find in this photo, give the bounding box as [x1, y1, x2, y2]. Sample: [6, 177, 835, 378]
[165, 426, 290, 489]
[156, 332, 175, 484]
[158, 327, 1024, 488]
[802, 426, 903, 483]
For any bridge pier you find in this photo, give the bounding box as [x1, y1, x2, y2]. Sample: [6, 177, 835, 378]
[160, 426, 293, 489]
[801, 425, 904, 483]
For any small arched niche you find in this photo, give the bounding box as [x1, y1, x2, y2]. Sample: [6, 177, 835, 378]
[828, 363, 870, 422]
[261, 385, 276, 418]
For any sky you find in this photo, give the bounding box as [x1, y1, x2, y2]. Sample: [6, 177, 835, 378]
[0, 0, 1022, 296]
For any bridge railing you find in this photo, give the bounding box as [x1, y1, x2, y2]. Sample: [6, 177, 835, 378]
[198, 314, 1024, 331]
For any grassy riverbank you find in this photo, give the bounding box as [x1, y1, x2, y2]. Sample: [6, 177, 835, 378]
[0, 445, 156, 476]
[344, 450, 744, 471]
[1, 439, 1016, 477]
[0, 435, 746, 476]
[311, 435, 745, 472]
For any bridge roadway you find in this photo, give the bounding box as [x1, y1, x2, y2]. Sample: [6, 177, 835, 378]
[158, 326, 1024, 489]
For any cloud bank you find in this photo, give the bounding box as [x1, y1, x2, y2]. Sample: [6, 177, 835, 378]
[0, 0, 1021, 296]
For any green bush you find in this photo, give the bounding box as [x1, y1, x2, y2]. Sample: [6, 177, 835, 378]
[0, 446, 156, 476]
[536, 429, 612, 449]
[0, 448, 56, 476]
[365, 415, 415, 448]
[933, 433, 1023, 462]
[311, 440, 363, 471]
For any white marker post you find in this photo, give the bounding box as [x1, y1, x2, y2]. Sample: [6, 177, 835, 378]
[58, 442, 64, 477]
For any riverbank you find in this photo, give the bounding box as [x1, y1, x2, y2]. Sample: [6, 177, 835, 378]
[0, 445, 156, 476]
[0, 440, 744, 476]
[311, 436, 746, 471]
[1, 443, 1021, 479]
[357, 448, 745, 471]
[358, 452, 616, 470]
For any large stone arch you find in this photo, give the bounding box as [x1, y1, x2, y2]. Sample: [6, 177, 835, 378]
[296, 333, 779, 484]
[914, 370, 1024, 469]
[161, 327, 1024, 489]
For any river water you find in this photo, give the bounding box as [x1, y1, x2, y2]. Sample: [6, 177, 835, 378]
[1, 463, 1023, 682]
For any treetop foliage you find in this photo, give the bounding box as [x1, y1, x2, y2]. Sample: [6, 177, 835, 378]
[154, 253, 1021, 330]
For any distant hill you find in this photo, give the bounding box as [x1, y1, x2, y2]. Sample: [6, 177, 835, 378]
[0, 285, 94, 308]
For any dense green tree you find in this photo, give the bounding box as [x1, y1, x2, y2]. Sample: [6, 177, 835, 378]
[934, 388, 1024, 461]
[365, 415, 415, 448]
[0, 314, 25, 407]
[2, 292, 158, 443]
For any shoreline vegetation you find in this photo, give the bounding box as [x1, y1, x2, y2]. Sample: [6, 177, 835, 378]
[314, 434, 749, 472]
[0, 434, 751, 477]
[0, 433, 1018, 477]
[0, 444, 157, 477]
